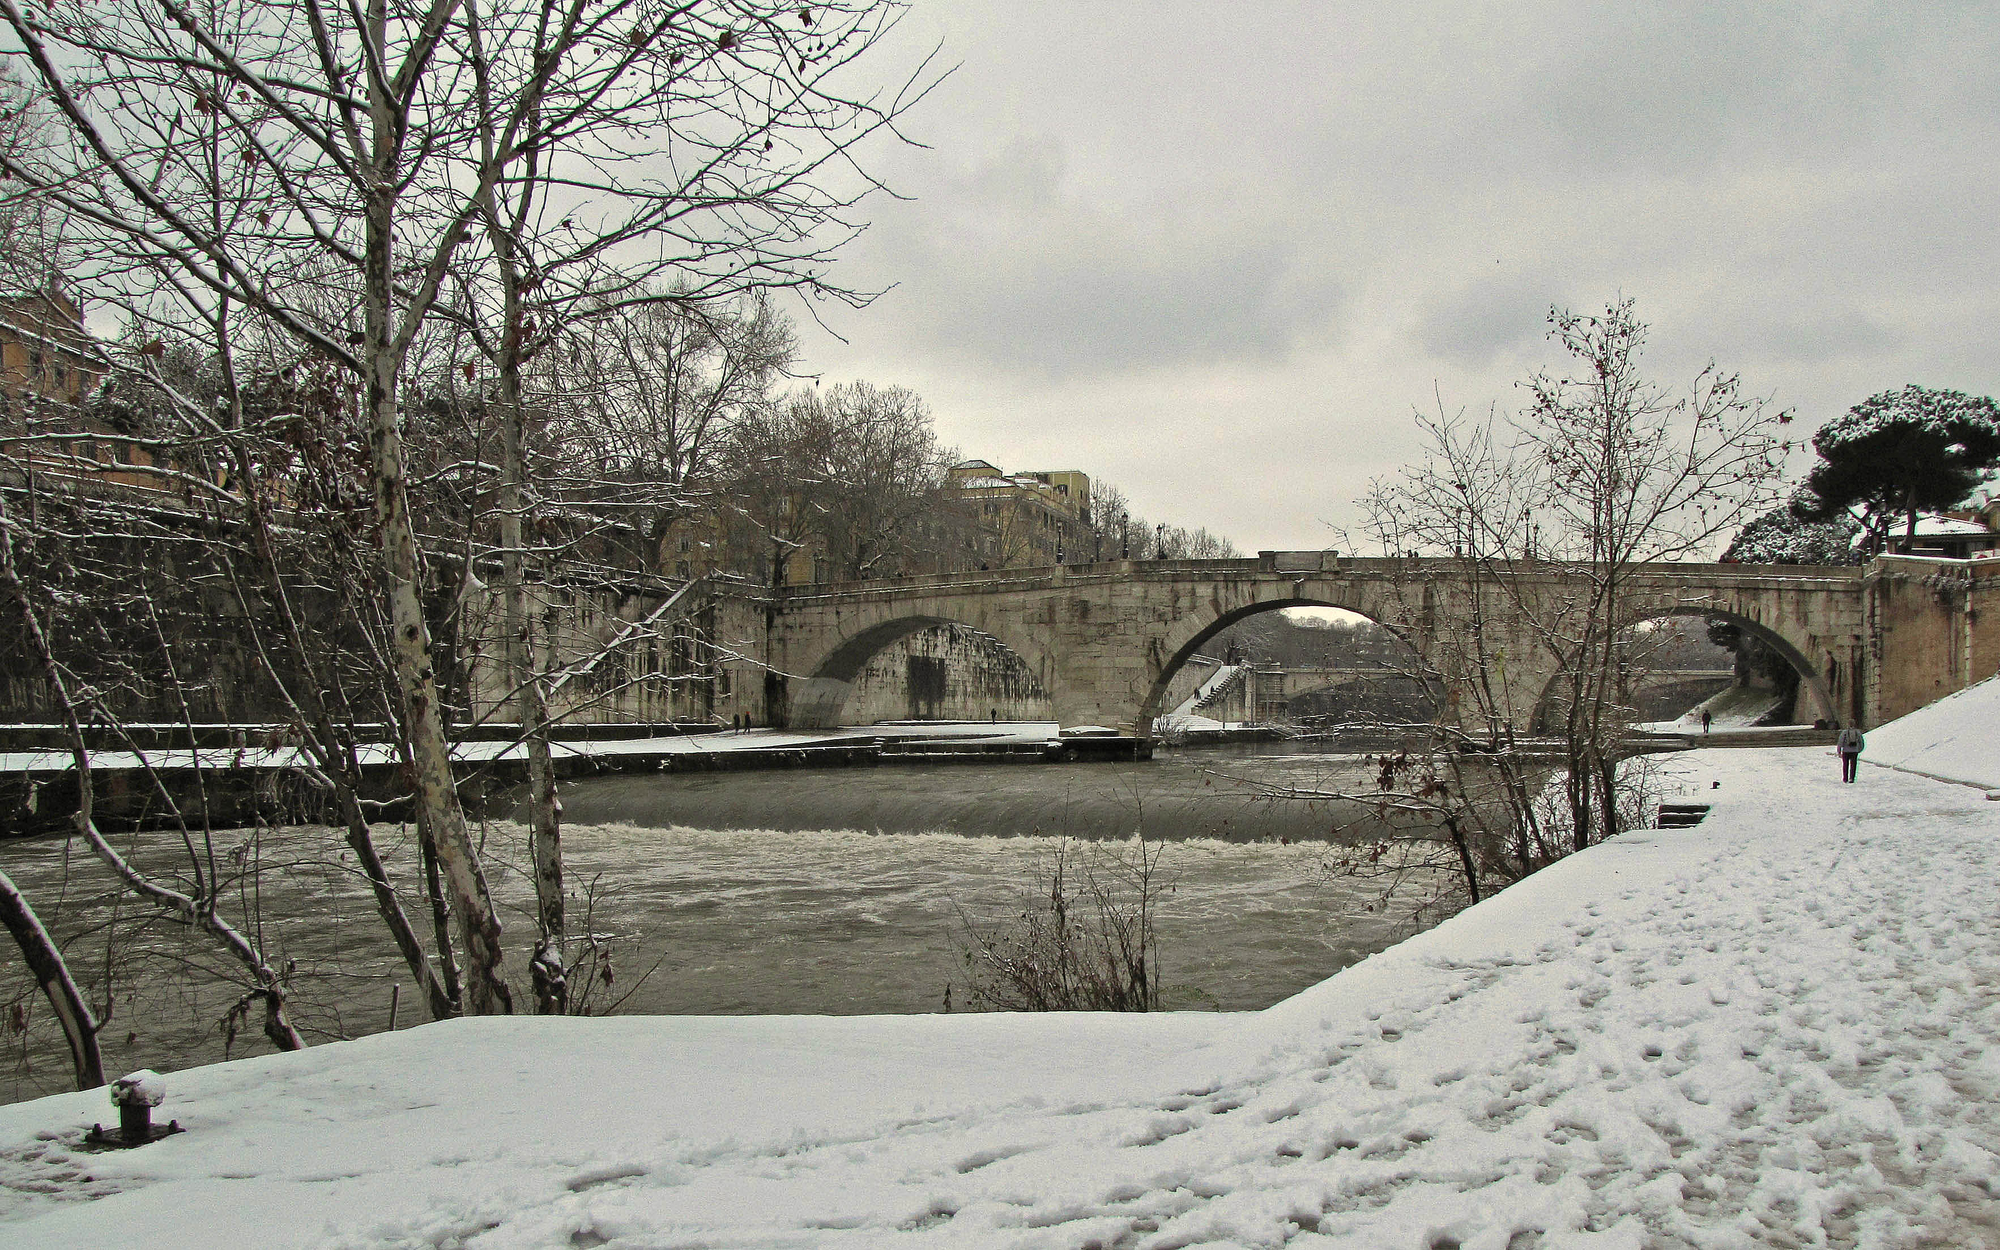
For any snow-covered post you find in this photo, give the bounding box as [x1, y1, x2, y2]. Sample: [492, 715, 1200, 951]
[111, 1070, 164, 1143]
[88, 1069, 181, 1148]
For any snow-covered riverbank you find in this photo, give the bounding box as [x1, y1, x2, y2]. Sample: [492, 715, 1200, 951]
[4, 682, 1997, 1248]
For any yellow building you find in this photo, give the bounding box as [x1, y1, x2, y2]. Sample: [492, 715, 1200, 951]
[0, 290, 100, 414]
[946, 460, 1091, 569]
[0, 291, 173, 493]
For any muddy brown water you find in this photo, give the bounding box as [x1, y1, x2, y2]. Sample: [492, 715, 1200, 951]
[0, 747, 1458, 1105]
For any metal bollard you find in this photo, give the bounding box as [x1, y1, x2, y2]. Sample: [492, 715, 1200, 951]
[86, 1069, 182, 1149]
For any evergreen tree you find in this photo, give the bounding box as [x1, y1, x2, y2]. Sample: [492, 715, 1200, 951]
[1795, 385, 2000, 547]
[1723, 502, 1862, 565]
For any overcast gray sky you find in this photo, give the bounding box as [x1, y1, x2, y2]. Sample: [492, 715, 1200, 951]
[792, 1, 2000, 552]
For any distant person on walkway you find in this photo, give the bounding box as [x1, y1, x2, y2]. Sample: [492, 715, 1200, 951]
[1836, 725, 1865, 783]
[1700, 710, 1712, 734]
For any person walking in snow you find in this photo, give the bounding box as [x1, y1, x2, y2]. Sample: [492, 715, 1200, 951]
[1836, 725, 1865, 783]
[1700, 710, 1711, 734]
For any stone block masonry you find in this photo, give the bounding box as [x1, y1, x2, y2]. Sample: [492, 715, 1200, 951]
[720, 555, 1985, 736]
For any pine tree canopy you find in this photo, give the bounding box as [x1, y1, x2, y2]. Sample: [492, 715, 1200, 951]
[1794, 384, 2000, 539]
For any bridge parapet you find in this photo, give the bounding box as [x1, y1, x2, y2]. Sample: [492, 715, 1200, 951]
[715, 557, 1867, 607]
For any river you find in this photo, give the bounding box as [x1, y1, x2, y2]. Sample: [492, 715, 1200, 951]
[0, 746, 1460, 1105]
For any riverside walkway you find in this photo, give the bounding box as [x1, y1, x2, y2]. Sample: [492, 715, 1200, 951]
[2, 680, 1997, 1246]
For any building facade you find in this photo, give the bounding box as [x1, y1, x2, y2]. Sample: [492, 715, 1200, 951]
[945, 460, 1091, 570]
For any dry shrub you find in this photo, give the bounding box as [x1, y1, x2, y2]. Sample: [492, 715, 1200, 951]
[959, 836, 1166, 1012]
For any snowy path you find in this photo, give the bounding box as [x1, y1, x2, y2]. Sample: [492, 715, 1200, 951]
[3, 748, 1998, 1248]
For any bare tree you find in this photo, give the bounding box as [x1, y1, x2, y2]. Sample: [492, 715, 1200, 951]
[806, 382, 956, 580]
[958, 836, 1164, 1013]
[425, 294, 792, 1012]
[717, 380, 955, 583]
[0, 0, 931, 1016]
[0, 67, 66, 292]
[0, 490, 307, 1051]
[1365, 299, 1785, 852]
[549, 295, 797, 575]
[1080, 480, 1237, 563]
[1157, 525, 1237, 561]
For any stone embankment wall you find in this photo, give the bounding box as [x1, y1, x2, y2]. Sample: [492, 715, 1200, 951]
[456, 581, 720, 726]
[0, 531, 333, 725]
[1866, 556, 2000, 725]
[0, 527, 722, 729]
[839, 622, 1052, 724]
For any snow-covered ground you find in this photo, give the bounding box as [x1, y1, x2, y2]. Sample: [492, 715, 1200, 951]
[1863, 673, 2000, 791]
[4, 687, 1999, 1247]
[1638, 684, 1788, 735]
[1156, 712, 1241, 733]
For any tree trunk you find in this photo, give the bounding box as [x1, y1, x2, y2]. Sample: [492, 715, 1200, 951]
[1441, 814, 1482, 904]
[364, 187, 512, 1015]
[500, 392, 565, 1012]
[416, 811, 464, 1011]
[485, 163, 566, 1012]
[232, 447, 456, 1020]
[0, 870, 104, 1091]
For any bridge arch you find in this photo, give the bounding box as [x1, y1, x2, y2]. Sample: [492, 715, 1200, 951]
[1138, 597, 1437, 733]
[1530, 607, 1839, 733]
[784, 612, 1053, 729]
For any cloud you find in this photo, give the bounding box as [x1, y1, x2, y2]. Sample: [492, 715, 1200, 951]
[851, 136, 1342, 380]
[1740, 311, 1906, 365]
[1417, 274, 1569, 365]
[790, 0, 2000, 551]
[1496, 4, 2000, 179]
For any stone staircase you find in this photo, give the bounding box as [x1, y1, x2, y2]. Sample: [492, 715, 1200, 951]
[1656, 801, 1712, 829]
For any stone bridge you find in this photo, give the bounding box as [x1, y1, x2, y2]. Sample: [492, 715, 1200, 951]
[696, 551, 1994, 737]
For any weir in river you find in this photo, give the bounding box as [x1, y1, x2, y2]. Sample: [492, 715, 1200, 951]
[0, 746, 1456, 1106]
